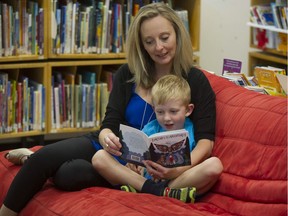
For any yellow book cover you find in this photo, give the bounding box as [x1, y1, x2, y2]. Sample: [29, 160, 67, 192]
[254, 67, 283, 94]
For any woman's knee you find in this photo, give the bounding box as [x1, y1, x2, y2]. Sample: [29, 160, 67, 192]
[53, 159, 100, 191]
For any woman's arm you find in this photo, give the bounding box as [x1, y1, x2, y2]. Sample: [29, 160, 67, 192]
[187, 68, 216, 142]
[191, 139, 214, 166]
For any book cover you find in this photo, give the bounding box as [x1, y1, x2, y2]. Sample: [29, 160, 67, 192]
[254, 66, 285, 95]
[222, 73, 251, 86]
[256, 5, 274, 26]
[119, 124, 191, 168]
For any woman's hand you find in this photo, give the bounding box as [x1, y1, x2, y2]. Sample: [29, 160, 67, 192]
[99, 129, 122, 156]
[143, 160, 180, 180]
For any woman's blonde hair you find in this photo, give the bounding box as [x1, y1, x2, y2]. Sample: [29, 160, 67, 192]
[151, 75, 191, 106]
[126, 3, 194, 89]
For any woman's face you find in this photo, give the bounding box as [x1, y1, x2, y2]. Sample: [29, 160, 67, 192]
[140, 15, 177, 67]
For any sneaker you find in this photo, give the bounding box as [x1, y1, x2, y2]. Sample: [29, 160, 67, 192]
[120, 185, 137, 193]
[5, 148, 33, 165]
[163, 187, 196, 203]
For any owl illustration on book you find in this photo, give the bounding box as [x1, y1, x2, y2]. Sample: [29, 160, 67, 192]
[152, 138, 188, 166]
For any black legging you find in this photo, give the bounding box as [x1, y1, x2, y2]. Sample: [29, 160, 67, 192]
[3, 136, 112, 213]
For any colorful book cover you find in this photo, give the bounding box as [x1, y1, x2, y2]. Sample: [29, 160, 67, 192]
[120, 124, 191, 168]
[254, 66, 284, 94]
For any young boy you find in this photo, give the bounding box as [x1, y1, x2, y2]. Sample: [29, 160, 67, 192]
[92, 75, 196, 203]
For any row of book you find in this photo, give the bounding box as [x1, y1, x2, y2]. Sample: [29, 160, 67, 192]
[0, 0, 188, 57]
[51, 0, 123, 54]
[249, 1, 287, 51]
[250, 1, 288, 29]
[50, 70, 113, 130]
[51, 0, 188, 55]
[251, 28, 287, 51]
[0, 69, 114, 134]
[0, 73, 45, 134]
[0, 0, 44, 57]
[222, 66, 287, 97]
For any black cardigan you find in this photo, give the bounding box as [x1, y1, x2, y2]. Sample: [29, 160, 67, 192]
[88, 64, 216, 143]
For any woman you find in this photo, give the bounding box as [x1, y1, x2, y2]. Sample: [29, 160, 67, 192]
[0, 3, 222, 215]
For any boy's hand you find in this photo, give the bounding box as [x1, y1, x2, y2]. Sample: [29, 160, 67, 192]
[143, 160, 177, 180]
[126, 163, 144, 175]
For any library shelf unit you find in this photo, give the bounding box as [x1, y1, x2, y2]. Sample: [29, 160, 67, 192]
[46, 59, 127, 135]
[0, 62, 48, 140]
[0, 0, 200, 143]
[248, 51, 287, 76]
[0, 0, 48, 63]
[248, 0, 287, 76]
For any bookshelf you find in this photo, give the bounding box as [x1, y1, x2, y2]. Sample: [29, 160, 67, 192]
[0, 0, 200, 142]
[248, 0, 287, 76]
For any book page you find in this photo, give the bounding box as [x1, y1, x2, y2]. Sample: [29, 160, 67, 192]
[119, 124, 150, 166]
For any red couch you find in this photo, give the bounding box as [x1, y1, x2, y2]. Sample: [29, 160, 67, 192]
[0, 71, 287, 216]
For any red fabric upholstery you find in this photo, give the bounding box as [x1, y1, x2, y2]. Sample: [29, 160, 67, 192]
[0, 71, 287, 216]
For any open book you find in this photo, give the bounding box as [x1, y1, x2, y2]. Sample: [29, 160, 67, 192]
[119, 124, 191, 168]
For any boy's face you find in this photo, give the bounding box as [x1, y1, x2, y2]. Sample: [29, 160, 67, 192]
[154, 99, 193, 131]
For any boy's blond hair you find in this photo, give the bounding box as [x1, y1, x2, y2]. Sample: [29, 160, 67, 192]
[151, 75, 191, 106]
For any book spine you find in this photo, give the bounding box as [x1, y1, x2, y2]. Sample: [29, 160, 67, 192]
[56, 9, 61, 54]
[64, 0, 73, 54]
[60, 5, 66, 54]
[54, 87, 60, 129]
[41, 86, 45, 130]
[51, 86, 55, 130]
[101, 5, 108, 53]
[96, 2, 103, 54]
[81, 84, 87, 128]
[17, 82, 23, 132]
[10, 80, 17, 132]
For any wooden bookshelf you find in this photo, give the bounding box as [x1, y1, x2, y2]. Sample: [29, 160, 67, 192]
[0, 0, 200, 142]
[248, 0, 288, 75]
[248, 51, 288, 76]
[0, 0, 48, 62]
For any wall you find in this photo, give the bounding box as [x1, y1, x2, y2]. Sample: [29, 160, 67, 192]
[198, 0, 251, 75]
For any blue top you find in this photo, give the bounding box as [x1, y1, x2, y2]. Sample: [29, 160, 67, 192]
[125, 90, 156, 130]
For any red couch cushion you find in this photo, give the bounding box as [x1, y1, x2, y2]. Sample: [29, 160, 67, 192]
[0, 71, 287, 215]
[202, 72, 287, 216]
